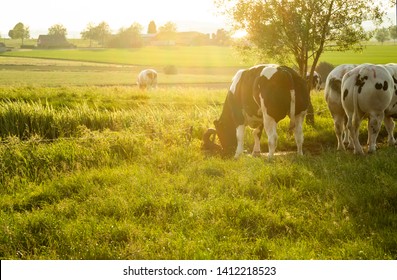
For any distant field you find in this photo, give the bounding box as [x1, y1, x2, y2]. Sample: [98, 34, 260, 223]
[1, 44, 396, 87]
[320, 44, 397, 65]
[2, 44, 397, 68]
[0, 46, 246, 68]
[0, 56, 236, 87]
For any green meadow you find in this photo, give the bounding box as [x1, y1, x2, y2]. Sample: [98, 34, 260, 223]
[0, 46, 396, 260]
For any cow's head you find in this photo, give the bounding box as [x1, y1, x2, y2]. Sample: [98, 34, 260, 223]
[214, 119, 237, 155]
[202, 120, 236, 156]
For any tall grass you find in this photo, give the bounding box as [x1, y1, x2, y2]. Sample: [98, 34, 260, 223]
[0, 86, 396, 260]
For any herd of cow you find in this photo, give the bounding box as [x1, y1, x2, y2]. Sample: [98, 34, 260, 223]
[135, 64, 397, 158]
[201, 63, 397, 158]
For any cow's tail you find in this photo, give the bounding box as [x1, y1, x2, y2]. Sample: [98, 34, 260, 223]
[352, 77, 360, 131]
[289, 90, 296, 131]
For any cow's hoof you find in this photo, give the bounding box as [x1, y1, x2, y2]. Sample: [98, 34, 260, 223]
[252, 151, 261, 157]
[367, 149, 376, 154]
[353, 150, 365, 155]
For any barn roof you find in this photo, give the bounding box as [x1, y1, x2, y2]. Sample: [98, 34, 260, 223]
[37, 34, 72, 48]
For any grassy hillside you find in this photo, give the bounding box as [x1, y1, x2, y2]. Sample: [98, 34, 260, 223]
[0, 86, 396, 260]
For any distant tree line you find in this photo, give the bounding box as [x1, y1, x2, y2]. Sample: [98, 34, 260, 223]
[80, 21, 232, 48]
[3, 20, 232, 48]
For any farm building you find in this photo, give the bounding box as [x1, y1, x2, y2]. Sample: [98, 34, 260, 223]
[37, 34, 74, 49]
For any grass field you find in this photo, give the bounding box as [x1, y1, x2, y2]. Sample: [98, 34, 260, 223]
[0, 46, 396, 260]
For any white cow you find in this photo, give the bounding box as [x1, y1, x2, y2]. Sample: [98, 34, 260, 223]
[383, 63, 397, 146]
[341, 64, 394, 154]
[324, 64, 358, 150]
[137, 69, 157, 90]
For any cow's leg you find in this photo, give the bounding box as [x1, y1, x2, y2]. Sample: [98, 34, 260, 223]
[347, 113, 364, 155]
[263, 114, 278, 158]
[343, 115, 354, 149]
[252, 125, 263, 156]
[294, 111, 306, 155]
[367, 112, 384, 153]
[334, 114, 346, 151]
[384, 115, 396, 146]
[234, 125, 245, 159]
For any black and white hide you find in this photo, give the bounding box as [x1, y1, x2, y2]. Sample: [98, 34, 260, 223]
[255, 66, 310, 158]
[341, 64, 394, 154]
[324, 64, 358, 150]
[202, 64, 277, 157]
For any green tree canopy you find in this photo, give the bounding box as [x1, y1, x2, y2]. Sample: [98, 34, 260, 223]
[158, 21, 178, 40]
[108, 23, 143, 48]
[216, 0, 384, 76]
[213, 28, 232, 45]
[147, 21, 157, 34]
[375, 27, 390, 44]
[159, 22, 177, 33]
[81, 21, 112, 47]
[8, 22, 30, 45]
[48, 24, 67, 37]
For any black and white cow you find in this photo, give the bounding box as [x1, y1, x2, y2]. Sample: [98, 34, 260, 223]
[341, 64, 394, 154]
[306, 71, 322, 91]
[256, 66, 310, 157]
[203, 64, 273, 157]
[137, 69, 158, 90]
[203, 64, 309, 158]
[325, 64, 358, 150]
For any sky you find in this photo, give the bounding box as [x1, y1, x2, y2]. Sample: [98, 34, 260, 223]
[0, 0, 396, 39]
[0, 0, 226, 38]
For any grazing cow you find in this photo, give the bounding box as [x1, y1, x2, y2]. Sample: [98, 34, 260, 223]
[203, 64, 275, 157]
[256, 66, 310, 157]
[137, 69, 157, 90]
[341, 64, 394, 154]
[306, 71, 322, 91]
[324, 64, 358, 150]
[203, 64, 309, 159]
